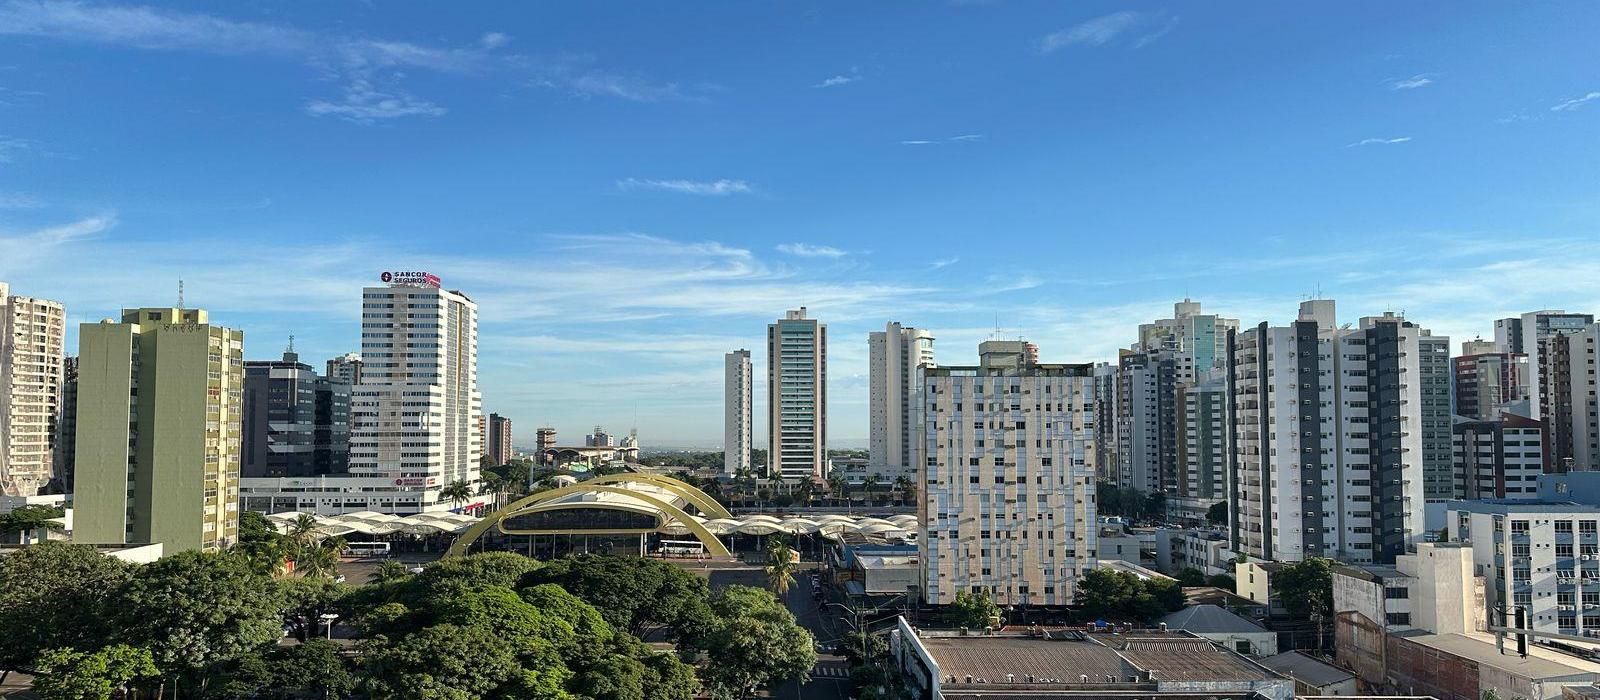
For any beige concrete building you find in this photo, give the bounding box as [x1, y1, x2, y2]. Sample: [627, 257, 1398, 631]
[0, 282, 67, 497]
[917, 343, 1097, 606]
[73, 307, 243, 553]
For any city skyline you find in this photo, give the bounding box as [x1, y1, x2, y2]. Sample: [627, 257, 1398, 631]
[1, 2, 1598, 443]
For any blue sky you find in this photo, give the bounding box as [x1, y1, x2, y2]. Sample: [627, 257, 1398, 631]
[1, 1, 1597, 447]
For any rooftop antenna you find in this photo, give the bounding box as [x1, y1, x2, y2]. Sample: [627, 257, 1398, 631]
[177, 279, 185, 309]
[286, 332, 295, 354]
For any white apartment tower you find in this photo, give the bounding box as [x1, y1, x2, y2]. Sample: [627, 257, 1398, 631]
[724, 349, 752, 475]
[0, 282, 66, 497]
[917, 343, 1097, 606]
[349, 272, 482, 511]
[1543, 323, 1600, 470]
[768, 308, 826, 481]
[1229, 300, 1440, 565]
[869, 322, 934, 483]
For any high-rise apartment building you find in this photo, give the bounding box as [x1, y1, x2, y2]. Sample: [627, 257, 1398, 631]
[326, 352, 363, 387]
[768, 308, 826, 481]
[1454, 351, 1531, 420]
[0, 282, 66, 497]
[1228, 300, 1438, 565]
[1136, 298, 1239, 372]
[1091, 362, 1119, 484]
[1543, 323, 1600, 470]
[487, 413, 513, 466]
[1454, 414, 1545, 500]
[586, 427, 613, 448]
[868, 322, 934, 483]
[1114, 349, 1191, 495]
[73, 307, 243, 553]
[724, 349, 752, 475]
[1418, 331, 1455, 501]
[1175, 373, 1230, 521]
[53, 356, 78, 494]
[535, 426, 557, 464]
[242, 350, 351, 478]
[1497, 311, 1593, 423]
[917, 343, 1097, 606]
[347, 272, 481, 510]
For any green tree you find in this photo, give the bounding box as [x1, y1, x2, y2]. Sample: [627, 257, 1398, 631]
[279, 576, 348, 642]
[371, 560, 412, 584]
[948, 590, 1001, 629]
[359, 623, 533, 700]
[440, 480, 473, 511]
[1206, 573, 1236, 590]
[696, 586, 815, 700]
[111, 551, 284, 682]
[1206, 501, 1228, 526]
[0, 542, 131, 680]
[1074, 568, 1183, 622]
[294, 537, 345, 580]
[1274, 558, 1334, 620]
[764, 539, 797, 596]
[1175, 567, 1207, 587]
[32, 644, 158, 700]
[208, 639, 355, 700]
[522, 554, 712, 638]
[0, 503, 66, 541]
[414, 551, 542, 595]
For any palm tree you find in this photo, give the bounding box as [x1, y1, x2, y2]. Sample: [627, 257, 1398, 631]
[287, 514, 320, 550]
[441, 480, 472, 512]
[371, 560, 411, 584]
[479, 473, 507, 509]
[894, 475, 913, 505]
[828, 474, 848, 506]
[765, 538, 797, 596]
[296, 538, 344, 579]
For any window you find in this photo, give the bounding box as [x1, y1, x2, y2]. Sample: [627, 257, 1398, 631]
[1386, 612, 1411, 626]
[1384, 587, 1409, 599]
[1584, 521, 1598, 535]
[1558, 521, 1574, 534]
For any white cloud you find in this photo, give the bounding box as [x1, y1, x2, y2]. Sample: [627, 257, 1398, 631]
[0, 192, 43, 208]
[0, 135, 35, 162]
[616, 178, 752, 196]
[479, 32, 510, 50]
[1388, 74, 1433, 90]
[813, 74, 857, 88]
[304, 80, 446, 123]
[776, 243, 847, 258]
[930, 257, 960, 269]
[0, 213, 115, 268]
[900, 134, 984, 145]
[1552, 91, 1600, 112]
[1347, 136, 1411, 147]
[1040, 11, 1175, 53]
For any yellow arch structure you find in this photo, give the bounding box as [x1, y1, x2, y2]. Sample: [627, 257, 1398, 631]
[445, 474, 733, 558]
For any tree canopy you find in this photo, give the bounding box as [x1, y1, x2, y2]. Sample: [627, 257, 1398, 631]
[1075, 568, 1186, 622]
[1273, 558, 1334, 620]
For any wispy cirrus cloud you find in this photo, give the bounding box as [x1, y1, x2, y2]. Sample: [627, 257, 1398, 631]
[1039, 11, 1178, 53]
[0, 192, 43, 209]
[0, 0, 685, 120]
[0, 213, 116, 267]
[900, 134, 984, 145]
[776, 243, 847, 258]
[1552, 91, 1600, 112]
[1347, 136, 1411, 147]
[930, 257, 960, 269]
[813, 67, 861, 89]
[1387, 74, 1433, 90]
[304, 80, 446, 123]
[616, 178, 753, 196]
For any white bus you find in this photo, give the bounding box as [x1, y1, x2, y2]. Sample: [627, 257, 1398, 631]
[342, 542, 391, 557]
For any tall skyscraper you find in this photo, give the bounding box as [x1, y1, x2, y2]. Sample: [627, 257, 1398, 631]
[1454, 350, 1530, 420]
[0, 282, 66, 497]
[487, 413, 513, 466]
[348, 272, 482, 510]
[1091, 362, 1119, 484]
[917, 342, 1097, 606]
[723, 349, 752, 475]
[1497, 311, 1593, 422]
[1229, 300, 1438, 565]
[74, 307, 244, 553]
[768, 308, 826, 481]
[326, 352, 363, 386]
[1176, 373, 1229, 519]
[242, 349, 350, 478]
[1543, 323, 1600, 470]
[868, 322, 934, 482]
[1114, 349, 1191, 495]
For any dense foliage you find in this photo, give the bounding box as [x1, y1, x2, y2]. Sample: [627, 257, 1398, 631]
[1206, 501, 1228, 526]
[947, 590, 1001, 629]
[1075, 568, 1186, 622]
[0, 545, 814, 700]
[1094, 482, 1167, 522]
[1273, 558, 1334, 620]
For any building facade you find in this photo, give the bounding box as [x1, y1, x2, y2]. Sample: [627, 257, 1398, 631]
[1228, 301, 1435, 565]
[868, 322, 934, 483]
[1135, 298, 1239, 373]
[73, 307, 243, 552]
[1453, 351, 1530, 420]
[535, 427, 557, 464]
[767, 308, 826, 481]
[1498, 311, 1592, 423]
[723, 349, 752, 475]
[325, 352, 363, 387]
[917, 345, 1097, 606]
[1543, 323, 1600, 471]
[52, 356, 77, 494]
[1449, 499, 1600, 639]
[487, 413, 512, 466]
[1454, 413, 1545, 500]
[242, 350, 351, 479]
[1174, 373, 1230, 522]
[0, 282, 66, 497]
[345, 274, 481, 512]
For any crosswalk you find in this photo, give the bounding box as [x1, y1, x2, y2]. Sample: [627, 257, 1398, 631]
[811, 665, 850, 678]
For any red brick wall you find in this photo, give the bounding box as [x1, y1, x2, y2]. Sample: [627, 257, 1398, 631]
[1385, 635, 1480, 700]
[1335, 611, 1388, 685]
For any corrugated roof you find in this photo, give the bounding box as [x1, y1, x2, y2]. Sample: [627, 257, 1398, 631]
[1257, 651, 1355, 687]
[1158, 605, 1268, 634]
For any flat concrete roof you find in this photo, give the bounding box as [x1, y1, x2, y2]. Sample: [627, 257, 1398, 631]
[1396, 631, 1600, 679]
[919, 635, 1137, 683]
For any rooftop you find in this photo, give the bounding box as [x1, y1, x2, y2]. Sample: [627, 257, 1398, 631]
[1446, 499, 1600, 515]
[917, 629, 1281, 684]
[1257, 651, 1355, 688]
[1158, 605, 1269, 635]
[1396, 631, 1600, 679]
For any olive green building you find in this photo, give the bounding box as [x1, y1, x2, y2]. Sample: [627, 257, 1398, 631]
[73, 307, 244, 553]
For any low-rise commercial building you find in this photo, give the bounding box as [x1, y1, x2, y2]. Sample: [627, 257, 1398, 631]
[890, 617, 1293, 699]
[1447, 500, 1600, 638]
[1158, 604, 1278, 657]
[1332, 542, 1481, 635]
[1256, 651, 1358, 697]
[1154, 527, 1231, 578]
